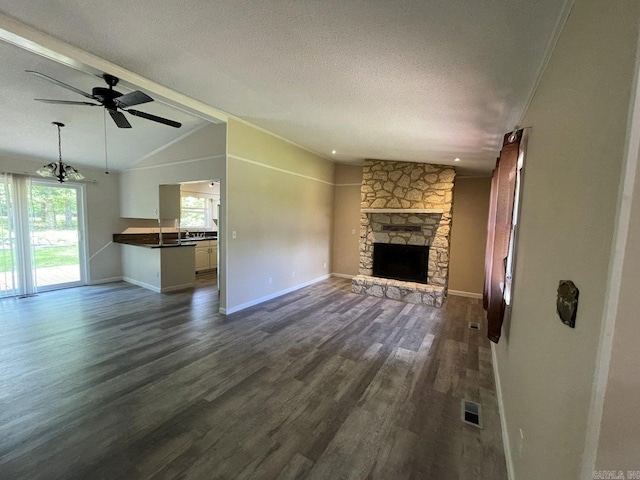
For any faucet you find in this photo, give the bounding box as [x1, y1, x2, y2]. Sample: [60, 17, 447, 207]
[175, 218, 182, 243]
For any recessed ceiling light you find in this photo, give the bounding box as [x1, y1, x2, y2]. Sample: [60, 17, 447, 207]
[332, 150, 337, 155]
[454, 157, 461, 162]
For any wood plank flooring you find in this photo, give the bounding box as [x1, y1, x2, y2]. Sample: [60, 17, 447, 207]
[0, 276, 508, 479]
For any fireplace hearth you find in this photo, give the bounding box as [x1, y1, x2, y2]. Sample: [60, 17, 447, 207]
[373, 243, 429, 284]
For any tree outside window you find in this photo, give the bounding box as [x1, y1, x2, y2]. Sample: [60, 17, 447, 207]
[180, 194, 212, 228]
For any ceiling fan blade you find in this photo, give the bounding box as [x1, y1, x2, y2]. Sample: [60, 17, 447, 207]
[109, 110, 132, 128]
[115, 91, 153, 108]
[125, 109, 182, 128]
[26, 70, 95, 100]
[35, 98, 100, 106]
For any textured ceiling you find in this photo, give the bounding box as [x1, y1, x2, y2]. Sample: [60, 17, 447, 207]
[0, 1, 570, 174]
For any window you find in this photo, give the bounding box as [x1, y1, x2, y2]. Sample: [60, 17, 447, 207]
[503, 145, 525, 306]
[180, 193, 215, 229]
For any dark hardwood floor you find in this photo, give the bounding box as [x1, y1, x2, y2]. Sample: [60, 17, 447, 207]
[0, 275, 507, 479]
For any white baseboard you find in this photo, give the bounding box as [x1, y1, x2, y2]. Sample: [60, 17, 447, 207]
[221, 274, 331, 315]
[122, 276, 161, 293]
[122, 277, 194, 293]
[492, 343, 515, 480]
[88, 276, 122, 285]
[448, 289, 483, 299]
[331, 273, 354, 279]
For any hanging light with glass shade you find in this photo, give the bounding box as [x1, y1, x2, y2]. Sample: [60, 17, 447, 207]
[37, 122, 84, 183]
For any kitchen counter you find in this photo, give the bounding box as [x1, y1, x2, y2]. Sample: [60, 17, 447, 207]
[113, 233, 216, 248]
[184, 236, 218, 242]
[114, 239, 197, 249]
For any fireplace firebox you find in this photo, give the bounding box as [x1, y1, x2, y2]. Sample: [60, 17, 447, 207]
[372, 243, 429, 284]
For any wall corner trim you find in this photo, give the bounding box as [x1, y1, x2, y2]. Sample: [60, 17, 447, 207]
[492, 343, 515, 480]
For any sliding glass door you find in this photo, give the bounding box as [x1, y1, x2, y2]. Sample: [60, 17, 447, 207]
[0, 175, 17, 296]
[0, 174, 85, 298]
[29, 180, 84, 291]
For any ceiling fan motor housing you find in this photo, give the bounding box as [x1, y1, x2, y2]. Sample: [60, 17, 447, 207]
[92, 86, 122, 111]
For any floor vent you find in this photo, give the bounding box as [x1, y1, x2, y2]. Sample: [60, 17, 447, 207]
[468, 321, 480, 330]
[461, 400, 483, 428]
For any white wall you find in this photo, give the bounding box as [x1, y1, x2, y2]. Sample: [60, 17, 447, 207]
[120, 123, 226, 219]
[0, 153, 122, 284]
[492, 0, 640, 478]
[121, 243, 160, 290]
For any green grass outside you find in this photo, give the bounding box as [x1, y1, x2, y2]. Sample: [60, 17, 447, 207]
[0, 246, 78, 273]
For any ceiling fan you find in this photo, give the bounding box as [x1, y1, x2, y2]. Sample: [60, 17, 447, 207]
[26, 71, 182, 129]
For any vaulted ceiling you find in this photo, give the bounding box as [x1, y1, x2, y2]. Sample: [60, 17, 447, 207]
[0, 1, 571, 174]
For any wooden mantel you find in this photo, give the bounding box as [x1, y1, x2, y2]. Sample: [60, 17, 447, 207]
[361, 208, 444, 214]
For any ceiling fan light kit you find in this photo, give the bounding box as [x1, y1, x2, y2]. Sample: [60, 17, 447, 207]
[26, 70, 182, 129]
[37, 122, 84, 183]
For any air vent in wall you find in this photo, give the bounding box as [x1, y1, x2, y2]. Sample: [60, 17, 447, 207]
[468, 322, 480, 330]
[461, 399, 483, 428]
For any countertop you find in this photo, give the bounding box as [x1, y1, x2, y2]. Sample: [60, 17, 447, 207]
[115, 240, 197, 249]
[113, 233, 217, 249]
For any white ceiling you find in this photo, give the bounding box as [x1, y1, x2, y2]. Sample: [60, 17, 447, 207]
[0, 1, 570, 174]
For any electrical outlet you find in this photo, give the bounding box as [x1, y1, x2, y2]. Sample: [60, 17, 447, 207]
[292, 271, 296, 278]
[351, 228, 356, 234]
[268, 277, 273, 284]
[323, 262, 327, 269]
[232, 230, 237, 239]
[518, 428, 524, 457]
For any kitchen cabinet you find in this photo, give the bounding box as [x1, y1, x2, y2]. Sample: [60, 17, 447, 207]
[159, 184, 180, 219]
[195, 240, 217, 272]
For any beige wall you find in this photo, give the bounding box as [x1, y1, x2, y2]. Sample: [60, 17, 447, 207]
[226, 119, 335, 312]
[448, 177, 491, 295]
[332, 163, 362, 276]
[594, 85, 640, 472]
[493, 1, 640, 478]
[1, 153, 122, 284]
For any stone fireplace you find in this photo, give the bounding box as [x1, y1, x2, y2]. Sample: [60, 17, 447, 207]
[351, 159, 455, 307]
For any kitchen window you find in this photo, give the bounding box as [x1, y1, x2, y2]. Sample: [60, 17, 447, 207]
[180, 193, 215, 229]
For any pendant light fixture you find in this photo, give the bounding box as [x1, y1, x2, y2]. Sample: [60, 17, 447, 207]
[37, 122, 84, 183]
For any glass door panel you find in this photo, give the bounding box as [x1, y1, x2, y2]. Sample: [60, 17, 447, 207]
[0, 177, 17, 297]
[29, 182, 83, 291]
